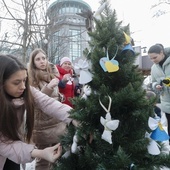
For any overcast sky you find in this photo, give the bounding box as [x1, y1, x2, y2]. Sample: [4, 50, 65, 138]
[83, 0, 170, 49]
[2, 0, 170, 50]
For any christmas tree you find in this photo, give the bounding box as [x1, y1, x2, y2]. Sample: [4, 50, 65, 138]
[55, 1, 170, 169]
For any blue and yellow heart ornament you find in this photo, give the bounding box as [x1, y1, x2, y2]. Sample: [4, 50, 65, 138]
[99, 47, 119, 73]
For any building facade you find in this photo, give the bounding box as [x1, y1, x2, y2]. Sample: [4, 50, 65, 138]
[133, 46, 154, 75]
[47, 0, 92, 64]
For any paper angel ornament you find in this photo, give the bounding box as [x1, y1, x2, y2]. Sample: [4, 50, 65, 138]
[66, 76, 74, 85]
[123, 32, 131, 45]
[145, 131, 161, 155]
[100, 113, 119, 144]
[99, 96, 119, 144]
[81, 85, 92, 99]
[121, 44, 135, 55]
[74, 59, 92, 84]
[148, 116, 169, 142]
[71, 132, 78, 153]
[121, 32, 135, 55]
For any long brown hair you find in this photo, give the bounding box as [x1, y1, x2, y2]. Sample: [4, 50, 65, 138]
[28, 48, 58, 87]
[0, 54, 34, 143]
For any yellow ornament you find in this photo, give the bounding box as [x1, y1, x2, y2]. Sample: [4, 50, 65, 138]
[105, 61, 119, 72]
[162, 77, 170, 87]
[123, 32, 131, 44]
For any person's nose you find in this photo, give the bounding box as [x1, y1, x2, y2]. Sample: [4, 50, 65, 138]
[40, 58, 45, 63]
[20, 81, 26, 90]
[151, 59, 155, 63]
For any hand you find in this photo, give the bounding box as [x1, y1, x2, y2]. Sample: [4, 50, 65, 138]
[47, 78, 59, 89]
[42, 143, 62, 163]
[31, 143, 62, 163]
[62, 74, 71, 82]
[72, 120, 80, 127]
[156, 85, 163, 90]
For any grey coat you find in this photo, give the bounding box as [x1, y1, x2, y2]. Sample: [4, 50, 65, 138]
[151, 56, 170, 113]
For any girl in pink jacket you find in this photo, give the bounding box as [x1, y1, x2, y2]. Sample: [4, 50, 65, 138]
[0, 54, 74, 170]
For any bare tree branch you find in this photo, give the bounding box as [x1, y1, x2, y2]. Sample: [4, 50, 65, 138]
[0, 0, 49, 63]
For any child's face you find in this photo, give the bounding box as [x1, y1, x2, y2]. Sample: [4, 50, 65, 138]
[61, 61, 72, 72]
[34, 52, 47, 70]
[4, 70, 27, 98]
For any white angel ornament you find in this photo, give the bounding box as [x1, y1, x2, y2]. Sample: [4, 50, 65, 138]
[145, 131, 161, 155]
[74, 59, 92, 85]
[81, 85, 92, 99]
[148, 115, 169, 142]
[99, 96, 119, 144]
[71, 132, 78, 153]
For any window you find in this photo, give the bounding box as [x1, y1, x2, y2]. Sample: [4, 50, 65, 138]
[51, 31, 60, 62]
[69, 29, 81, 61]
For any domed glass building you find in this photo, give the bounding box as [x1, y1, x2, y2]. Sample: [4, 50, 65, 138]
[47, 0, 92, 63]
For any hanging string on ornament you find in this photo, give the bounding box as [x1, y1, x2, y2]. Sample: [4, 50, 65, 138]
[99, 47, 119, 73]
[99, 95, 119, 144]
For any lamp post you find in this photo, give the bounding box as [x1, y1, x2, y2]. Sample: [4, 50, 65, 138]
[141, 47, 147, 53]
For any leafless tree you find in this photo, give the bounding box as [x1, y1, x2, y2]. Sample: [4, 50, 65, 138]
[0, 0, 49, 63]
[151, 1, 170, 18]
